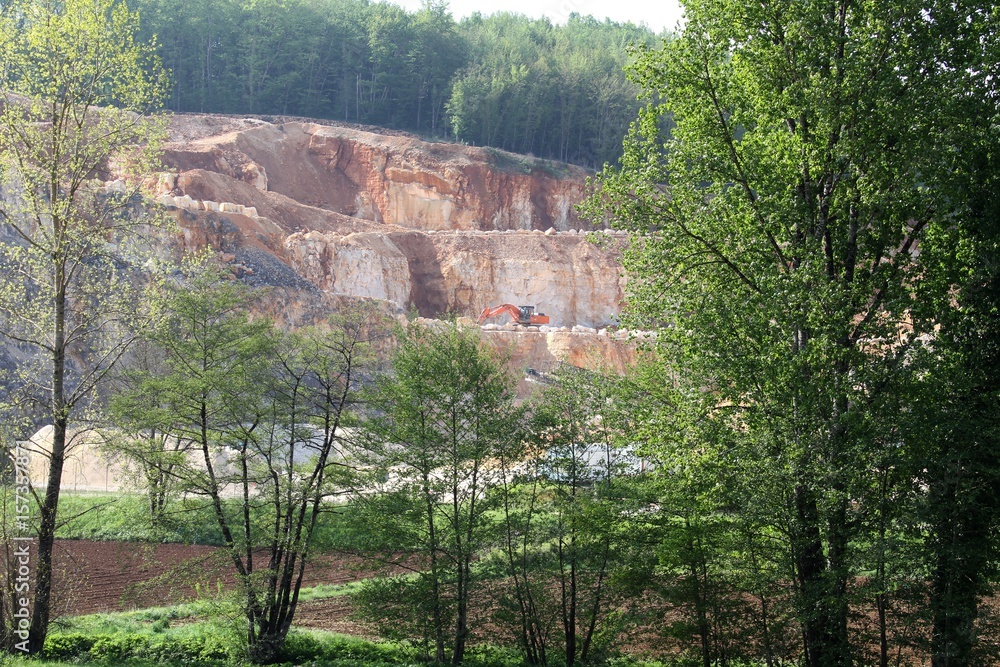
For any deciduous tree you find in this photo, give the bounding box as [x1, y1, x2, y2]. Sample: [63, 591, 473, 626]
[0, 0, 166, 651]
[109, 264, 387, 663]
[585, 1, 999, 664]
[350, 322, 521, 665]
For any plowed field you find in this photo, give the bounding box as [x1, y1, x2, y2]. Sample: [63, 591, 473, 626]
[42, 540, 374, 618]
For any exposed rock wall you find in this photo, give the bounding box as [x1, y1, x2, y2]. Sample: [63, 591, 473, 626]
[155, 114, 625, 329]
[163, 120, 595, 232]
[282, 229, 623, 327]
[305, 125, 590, 231]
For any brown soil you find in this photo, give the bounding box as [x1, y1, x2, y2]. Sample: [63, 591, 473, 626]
[39, 541, 1000, 665]
[292, 596, 374, 639]
[46, 540, 377, 618]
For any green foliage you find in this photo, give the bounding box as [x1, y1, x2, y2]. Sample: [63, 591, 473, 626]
[448, 13, 659, 166]
[41, 634, 96, 660]
[130, 0, 658, 167]
[483, 365, 654, 667]
[0, 0, 170, 652]
[348, 321, 523, 664]
[42, 631, 231, 664]
[584, 0, 1000, 665]
[351, 574, 449, 648]
[279, 631, 412, 664]
[40, 617, 429, 667]
[52, 491, 356, 547]
[54, 493, 177, 543]
[107, 259, 391, 663]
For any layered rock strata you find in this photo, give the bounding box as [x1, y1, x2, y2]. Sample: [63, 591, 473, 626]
[142, 114, 633, 380]
[155, 114, 625, 329]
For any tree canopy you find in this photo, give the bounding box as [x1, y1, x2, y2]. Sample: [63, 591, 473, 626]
[132, 0, 662, 168]
[0, 0, 167, 651]
[585, 0, 1000, 665]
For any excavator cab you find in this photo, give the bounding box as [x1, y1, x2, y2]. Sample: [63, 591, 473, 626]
[518, 305, 536, 326]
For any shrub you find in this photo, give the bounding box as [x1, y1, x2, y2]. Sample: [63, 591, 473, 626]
[89, 633, 148, 661]
[42, 633, 96, 660]
[43, 631, 233, 665]
[280, 631, 414, 665]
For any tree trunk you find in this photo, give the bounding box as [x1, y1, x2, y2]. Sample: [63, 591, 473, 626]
[26, 417, 65, 654]
[794, 483, 852, 667]
[929, 470, 983, 667]
[423, 477, 446, 663]
[248, 631, 283, 665]
[27, 276, 69, 653]
[452, 558, 470, 665]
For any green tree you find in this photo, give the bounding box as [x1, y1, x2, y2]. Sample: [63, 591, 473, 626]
[104, 338, 187, 528]
[905, 35, 1000, 660]
[0, 0, 167, 652]
[409, 1, 465, 135]
[585, 0, 998, 664]
[485, 365, 655, 667]
[350, 322, 521, 665]
[110, 264, 386, 663]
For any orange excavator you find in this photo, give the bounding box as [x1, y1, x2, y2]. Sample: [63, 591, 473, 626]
[478, 304, 550, 327]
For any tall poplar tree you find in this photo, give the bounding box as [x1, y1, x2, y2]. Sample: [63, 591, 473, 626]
[352, 322, 521, 665]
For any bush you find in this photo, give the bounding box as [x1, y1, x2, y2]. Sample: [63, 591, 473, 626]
[280, 631, 414, 664]
[42, 633, 96, 660]
[89, 633, 148, 662]
[43, 631, 232, 665]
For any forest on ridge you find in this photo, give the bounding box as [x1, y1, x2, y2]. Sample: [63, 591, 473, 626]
[133, 0, 662, 168]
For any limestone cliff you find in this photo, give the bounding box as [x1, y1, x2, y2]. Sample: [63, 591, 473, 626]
[143, 114, 633, 381]
[162, 117, 596, 232]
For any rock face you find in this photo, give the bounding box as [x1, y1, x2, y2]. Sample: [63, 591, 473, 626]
[163, 119, 595, 232]
[157, 115, 625, 329]
[145, 114, 632, 381]
[282, 229, 622, 327]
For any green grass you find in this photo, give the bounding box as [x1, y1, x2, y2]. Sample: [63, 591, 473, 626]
[27, 586, 420, 666]
[54, 492, 224, 544]
[51, 580, 357, 637]
[295, 580, 365, 603]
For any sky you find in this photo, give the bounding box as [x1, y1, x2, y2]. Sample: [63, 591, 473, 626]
[388, 0, 685, 34]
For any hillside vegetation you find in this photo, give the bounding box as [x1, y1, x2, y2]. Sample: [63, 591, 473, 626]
[134, 0, 662, 168]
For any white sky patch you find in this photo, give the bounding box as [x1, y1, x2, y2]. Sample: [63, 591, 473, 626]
[388, 0, 684, 34]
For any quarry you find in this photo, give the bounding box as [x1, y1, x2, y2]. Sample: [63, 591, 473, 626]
[151, 114, 637, 382]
